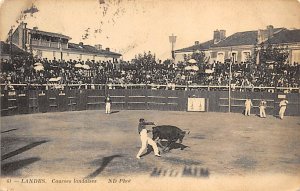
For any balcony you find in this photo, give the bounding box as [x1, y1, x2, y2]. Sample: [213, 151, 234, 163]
[30, 39, 68, 49]
[40, 41, 50, 47]
[61, 44, 68, 49]
[50, 42, 59, 48]
[31, 39, 39, 46]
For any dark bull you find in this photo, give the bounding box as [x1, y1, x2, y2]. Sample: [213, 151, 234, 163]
[152, 125, 189, 151]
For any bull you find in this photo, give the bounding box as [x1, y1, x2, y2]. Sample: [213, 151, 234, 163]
[152, 125, 189, 151]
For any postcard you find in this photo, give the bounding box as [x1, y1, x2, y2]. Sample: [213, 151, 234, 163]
[1, 0, 300, 190]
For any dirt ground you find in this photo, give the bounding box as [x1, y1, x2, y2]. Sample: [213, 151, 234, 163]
[1, 110, 300, 191]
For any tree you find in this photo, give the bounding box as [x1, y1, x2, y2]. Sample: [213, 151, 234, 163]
[255, 41, 289, 64]
[183, 50, 206, 67]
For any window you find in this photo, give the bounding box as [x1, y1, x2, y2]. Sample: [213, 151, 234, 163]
[211, 52, 217, 58]
[241, 50, 251, 62]
[228, 51, 238, 62]
[216, 52, 225, 63]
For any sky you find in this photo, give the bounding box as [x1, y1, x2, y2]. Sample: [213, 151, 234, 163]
[0, 0, 300, 60]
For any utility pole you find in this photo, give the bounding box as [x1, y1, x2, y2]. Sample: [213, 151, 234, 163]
[228, 47, 233, 113]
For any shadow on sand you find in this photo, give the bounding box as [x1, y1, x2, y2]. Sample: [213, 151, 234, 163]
[1, 128, 18, 133]
[86, 154, 123, 179]
[1, 140, 49, 161]
[1, 157, 41, 177]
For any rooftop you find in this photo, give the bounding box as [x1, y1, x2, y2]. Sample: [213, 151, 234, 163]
[0, 41, 30, 56]
[175, 40, 214, 53]
[29, 29, 72, 40]
[68, 43, 122, 56]
[267, 29, 300, 44]
[175, 27, 300, 52]
[211, 28, 283, 47]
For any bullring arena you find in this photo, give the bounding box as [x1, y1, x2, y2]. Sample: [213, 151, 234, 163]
[1, 88, 300, 191]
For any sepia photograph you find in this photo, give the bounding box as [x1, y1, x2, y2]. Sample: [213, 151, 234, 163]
[0, 0, 300, 190]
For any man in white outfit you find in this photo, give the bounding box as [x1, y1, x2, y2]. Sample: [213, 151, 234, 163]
[104, 94, 111, 114]
[136, 118, 161, 159]
[244, 98, 253, 116]
[279, 99, 288, 119]
[259, 99, 267, 118]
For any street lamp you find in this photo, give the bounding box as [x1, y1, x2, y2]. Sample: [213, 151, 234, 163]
[59, 38, 63, 60]
[169, 34, 177, 60]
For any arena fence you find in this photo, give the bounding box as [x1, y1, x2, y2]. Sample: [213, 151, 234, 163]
[1, 83, 299, 93]
[1, 85, 299, 116]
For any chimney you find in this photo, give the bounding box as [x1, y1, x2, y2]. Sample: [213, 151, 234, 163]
[267, 25, 274, 38]
[219, 30, 226, 40]
[257, 29, 265, 44]
[105, 47, 110, 51]
[195, 41, 199, 45]
[95, 44, 102, 50]
[22, 23, 27, 49]
[17, 22, 27, 49]
[213, 30, 221, 44]
[79, 42, 83, 46]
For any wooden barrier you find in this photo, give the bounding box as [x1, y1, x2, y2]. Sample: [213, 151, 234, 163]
[28, 91, 39, 113]
[0, 89, 299, 116]
[7, 91, 18, 116]
[18, 91, 29, 114]
[86, 89, 105, 110]
[47, 90, 59, 113]
[107, 89, 126, 110]
[66, 90, 79, 111]
[1, 91, 8, 116]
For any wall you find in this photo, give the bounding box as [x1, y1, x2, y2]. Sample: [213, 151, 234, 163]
[31, 47, 118, 62]
[1, 89, 299, 116]
[175, 45, 255, 64]
[210, 46, 254, 63]
[291, 49, 300, 64]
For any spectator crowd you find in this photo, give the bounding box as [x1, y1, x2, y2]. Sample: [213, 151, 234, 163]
[0, 52, 299, 91]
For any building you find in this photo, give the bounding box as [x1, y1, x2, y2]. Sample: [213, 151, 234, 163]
[175, 25, 300, 64]
[0, 41, 30, 60]
[2, 22, 121, 62]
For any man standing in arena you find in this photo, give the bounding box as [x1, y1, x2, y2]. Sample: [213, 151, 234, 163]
[244, 98, 253, 116]
[279, 99, 288, 119]
[259, 99, 267, 118]
[136, 118, 161, 159]
[104, 94, 112, 114]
